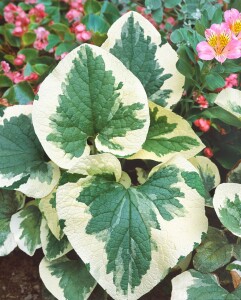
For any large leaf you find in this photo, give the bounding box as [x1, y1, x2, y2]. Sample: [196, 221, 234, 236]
[129, 101, 204, 162]
[0, 190, 25, 256]
[56, 155, 207, 300]
[10, 203, 42, 256]
[171, 269, 241, 300]
[213, 183, 241, 237]
[33, 44, 149, 169]
[40, 256, 97, 300]
[40, 218, 72, 261]
[189, 156, 220, 207]
[193, 227, 233, 273]
[102, 12, 185, 108]
[0, 106, 60, 198]
[215, 88, 241, 120]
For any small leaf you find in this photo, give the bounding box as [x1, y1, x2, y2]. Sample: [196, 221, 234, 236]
[82, 14, 110, 34]
[164, 0, 181, 8]
[39, 188, 63, 240]
[227, 160, 241, 184]
[84, 0, 101, 14]
[193, 227, 232, 273]
[145, 0, 161, 10]
[0, 106, 60, 198]
[171, 269, 239, 300]
[205, 73, 225, 91]
[18, 48, 38, 62]
[22, 32, 36, 46]
[213, 183, 241, 237]
[39, 256, 97, 300]
[10, 204, 42, 256]
[215, 88, 241, 120]
[0, 190, 25, 256]
[130, 102, 204, 162]
[50, 23, 70, 33]
[189, 156, 220, 207]
[3, 82, 35, 104]
[0, 75, 12, 88]
[40, 218, 72, 261]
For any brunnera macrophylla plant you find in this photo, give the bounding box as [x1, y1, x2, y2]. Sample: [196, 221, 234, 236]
[0, 12, 210, 300]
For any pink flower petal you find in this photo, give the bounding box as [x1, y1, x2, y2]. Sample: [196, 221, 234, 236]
[196, 41, 215, 60]
[226, 39, 241, 59]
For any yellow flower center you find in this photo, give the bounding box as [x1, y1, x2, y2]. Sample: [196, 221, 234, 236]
[232, 20, 241, 35]
[207, 32, 231, 54]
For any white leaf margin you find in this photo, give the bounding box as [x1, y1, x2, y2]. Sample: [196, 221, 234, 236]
[56, 154, 208, 300]
[10, 204, 42, 256]
[213, 183, 241, 237]
[40, 218, 72, 261]
[215, 88, 241, 120]
[102, 11, 185, 109]
[0, 105, 60, 198]
[39, 256, 97, 300]
[33, 44, 150, 170]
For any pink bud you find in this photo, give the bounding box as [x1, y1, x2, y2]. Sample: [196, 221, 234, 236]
[204, 147, 213, 158]
[1, 61, 10, 73]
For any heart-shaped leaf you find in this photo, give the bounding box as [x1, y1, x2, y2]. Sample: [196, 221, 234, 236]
[10, 203, 42, 256]
[40, 218, 72, 261]
[215, 88, 241, 120]
[102, 12, 185, 108]
[33, 44, 150, 169]
[129, 101, 204, 162]
[0, 106, 60, 198]
[213, 183, 241, 237]
[0, 190, 25, 256]
[56, 155, 207, 299]
[40, 256, 97, 300]
[171, 269, 241, 300]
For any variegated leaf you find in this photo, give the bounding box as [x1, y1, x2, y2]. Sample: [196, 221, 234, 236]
[215, 88, 241, 120]
[40, 218, 72, 261]
[0, 190, 25, 256]
[39, 188, 63, 240]
[227, 160, 241, 184]
[213, 183, 241, 237]
[171, 269, 241, 300]
[39, 256, 97, 300]
[102, 11, 185, 108]
[0, 105, 60, 198]
[33, 44, 149, 169]
[10, 203, 42, 256]
[56, 155, 207, 300]
[68, 153, 122, 181]
[129, 101, 204, 162]
[189, 156, 220, 207]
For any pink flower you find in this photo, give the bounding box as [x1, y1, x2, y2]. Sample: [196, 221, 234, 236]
[203, 147, 213, 158]
[33, 27, 50, 50]
[194, 118, 211, 132]
[225, 73, 238, 88]
[196, 23, 241, 63]
[195, 95, 209, 109]
[66, 9, 81, 22]
[1, 61, 10, 73]
[29, 4, 47, 22]
[25, 0, 37, 3]
[224, 9, 241, 39]
[14, 54, 26, 66]
[25, 73, 39, 81]
[7, 71, 25, 84]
